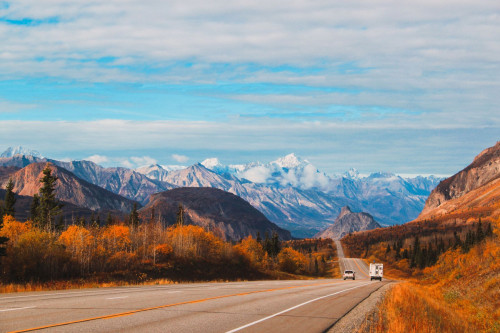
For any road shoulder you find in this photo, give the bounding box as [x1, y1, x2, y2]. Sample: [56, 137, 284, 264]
[327, 282, 395, 333]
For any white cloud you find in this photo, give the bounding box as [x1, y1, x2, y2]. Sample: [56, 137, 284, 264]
[130, 156, 157, 166]
[172, 154, 189, 163]
[85, 154, 109, 165]
[239, 166, 271, 183]
[120, 159, 134, 168]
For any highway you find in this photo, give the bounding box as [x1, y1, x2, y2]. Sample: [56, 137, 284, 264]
[1, 243, 387, 333]
[335, 240, 372, 280]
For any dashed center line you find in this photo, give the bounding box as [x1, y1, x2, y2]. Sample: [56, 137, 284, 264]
[0, 306, 36, 312]
[106, 296, 129, 300]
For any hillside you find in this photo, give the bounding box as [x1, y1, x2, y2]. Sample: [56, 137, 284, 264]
[139, 187, 292, 241]
[420, 141, 500, 216]
[0, 189, 96, 222]
[342, 142, 500, 332]
[315, 206, 381, 240]
[2, 162, 138, 213]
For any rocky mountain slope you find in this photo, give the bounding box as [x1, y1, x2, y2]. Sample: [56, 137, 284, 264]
[2, 162, 138, 213]
[315, 206, 381, 240]
[420, 141, 500, 217]
[0, 147, 442, 237]
[0, 188, 96, 222]
[139, 187, 292, 241]
[0, 155, 173, 205]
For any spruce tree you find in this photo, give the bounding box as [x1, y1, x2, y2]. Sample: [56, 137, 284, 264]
[476, 219, 484, 242]
[263, 232, 272, 255]
[130, 203, 139, 228]
[3, 178, 16, 217]
[175, 204, 184, 226]
[106, 212, 113, 226]
[271, 231, 281, 256]
[485, 223, 493, 237]
[38, 164, 62, 230]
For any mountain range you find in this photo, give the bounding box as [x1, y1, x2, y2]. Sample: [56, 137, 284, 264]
[0, 146, 442, 238]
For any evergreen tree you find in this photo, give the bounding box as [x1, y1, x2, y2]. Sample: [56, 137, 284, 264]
[271, 231, 281, 256]
[410, 236, 421, 268]
[96, 214, 101, 227]
[38, 164, 62, 230]
[129, 203, 139, 228]
[476, 219, 484, 242]
[256, 231, 261, 244]
[386, 244, 391, 254]
[485, 223, 493, 237]
[176, 204, 184, 226]
[105, 212, 113, 226]
[3, 178, 16, 217]
[263, 232, 272, 255]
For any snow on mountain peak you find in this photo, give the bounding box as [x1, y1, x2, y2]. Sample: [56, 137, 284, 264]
[1, 146, 43, 158]
[272, 153, 308, 168]
[344, 168, 360, 179]
[201, 158, 222, 169]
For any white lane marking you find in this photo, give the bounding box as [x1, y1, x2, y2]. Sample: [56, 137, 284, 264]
[167, 291, 182, 294]
[106, 296, 129, 300]
[0, 306, 36, 312]
[226, 283, 371, 333]
[0, 288, 146, 300]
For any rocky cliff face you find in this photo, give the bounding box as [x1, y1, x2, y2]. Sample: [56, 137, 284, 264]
[315, 206, 381, 240]
[420, 142, 500, 216]
[139, 187, 292, 241]
[2, 162, 138, 213]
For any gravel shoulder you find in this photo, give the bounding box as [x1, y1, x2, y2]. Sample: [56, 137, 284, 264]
[327, 281, 395, 333]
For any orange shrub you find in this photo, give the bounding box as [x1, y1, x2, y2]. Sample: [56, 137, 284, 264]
[167, 225, 227, 260]
[278, 247, 306, 274]
[0, 215, 33, 243]
[234, 236, 266, 268]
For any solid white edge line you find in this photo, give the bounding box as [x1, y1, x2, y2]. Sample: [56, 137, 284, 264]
[0, 306, 36, 312]
[226, 282, 371, 333]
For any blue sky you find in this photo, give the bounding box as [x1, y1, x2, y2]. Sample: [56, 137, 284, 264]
[0, 0, 499, 175]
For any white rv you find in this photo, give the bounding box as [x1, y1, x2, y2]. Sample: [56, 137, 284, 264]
[369, 263, 383, 281]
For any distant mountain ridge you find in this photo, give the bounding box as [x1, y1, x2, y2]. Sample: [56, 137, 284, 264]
[0, 146, 443, 237]
[315, 206, 381, 240]
[3, 162, 138, 213]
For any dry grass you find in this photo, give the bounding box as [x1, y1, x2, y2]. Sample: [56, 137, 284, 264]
[0, 278, 177, 293]
[362, 234, 500, 333]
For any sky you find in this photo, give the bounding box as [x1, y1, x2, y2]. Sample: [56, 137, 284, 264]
[0, 0, 499, 176]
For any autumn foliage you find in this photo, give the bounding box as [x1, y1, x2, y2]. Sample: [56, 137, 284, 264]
[353, 215, 500, 333]
[0, 215, 337, 288]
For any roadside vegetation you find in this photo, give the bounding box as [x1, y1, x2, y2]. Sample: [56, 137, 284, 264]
[0, 215, 337, 292]
[347, 217, 499, 332]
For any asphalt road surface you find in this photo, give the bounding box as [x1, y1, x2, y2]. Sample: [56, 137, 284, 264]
[336, 240, 372, 281]
[1, 244, 387, 333]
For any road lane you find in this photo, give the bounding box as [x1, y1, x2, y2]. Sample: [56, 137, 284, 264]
[1, 279, 388, 333]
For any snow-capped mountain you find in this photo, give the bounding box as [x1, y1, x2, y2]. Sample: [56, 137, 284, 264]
[1, 146, 43, 158]
[0, 147, 443, 237]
